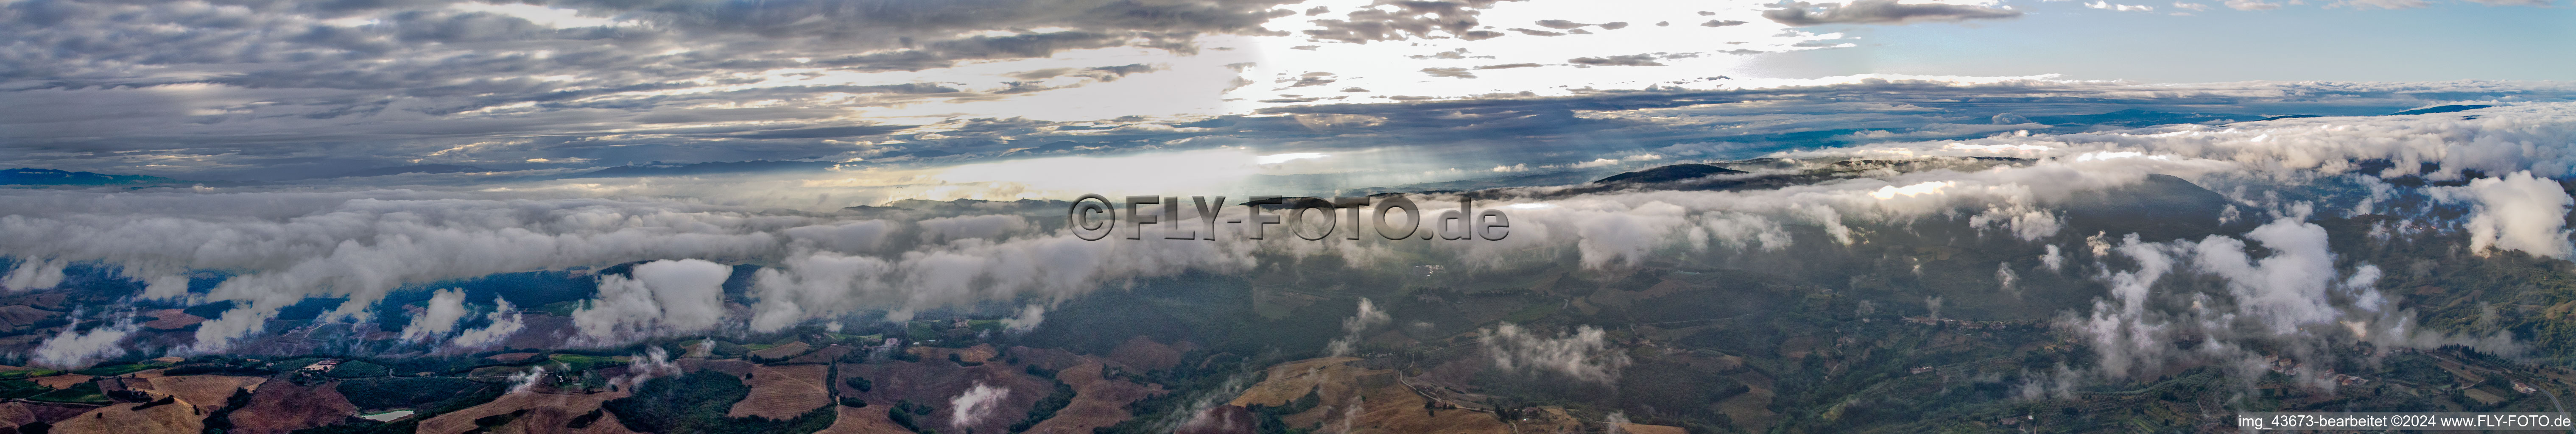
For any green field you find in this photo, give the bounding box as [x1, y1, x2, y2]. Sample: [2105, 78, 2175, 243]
[29, 382, 108, 404]
[73, 361, 172, 376]
[0, 380, 49, 400]
[0, 369, 62, 380]
[548, 353, 625, 371]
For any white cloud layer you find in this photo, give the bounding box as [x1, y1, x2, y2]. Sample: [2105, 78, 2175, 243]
[2429, 171, 2575, 259]
[573, 259, 733, 342]
[1481, 323, 1629, 382]
[2, 82, 2574, 369]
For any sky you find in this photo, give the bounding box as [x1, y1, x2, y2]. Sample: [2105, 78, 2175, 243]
[4, 0, 2576, 369]
[0, 0, 2566, 184]
[1758, 0, 2576, 82]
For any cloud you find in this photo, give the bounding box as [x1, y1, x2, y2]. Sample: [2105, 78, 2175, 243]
[2224, 0, 2285, 9]
[0, 0, 1315, 178]
[2333, 0, 2432, 8]
[1480, 323, 1628, 383]
[2087, 0, 2160, 11]
[1532, 19, 1588, 29]
[1568, 54, 1666, 67]
[2, 80, 2574, 359]
[1, 259, 66, 292]
[1763, 0, 2024, 25]
[1001, 304, 1047, 334]
[1696, 213, 1794, 251]
[918, 215, 1032, 244]
[450, 298, 527, 348]
[1421, 67, 1478, 78]
[2184, 218, 2364, 336]
[2071, 216, 2515, 383]
[508, 365, 549, 394]
[745, 225, 1256, 331]
[1327, 298, 1391, 356]
[31, 309, 137, 369]
[1302, 0, 1529, 43]
[784, 220, 895, 254]
[950, 382, 1012, 430]
[615, 345, 682, 390]
[571, 259, 734, 342]
[2429, 171, 2575, 259]
[400, 288, 473, 340]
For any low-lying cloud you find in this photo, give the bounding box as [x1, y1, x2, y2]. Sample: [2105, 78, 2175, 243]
[1763, 0, 2024, 25]
[1481, 323, 1629, 382]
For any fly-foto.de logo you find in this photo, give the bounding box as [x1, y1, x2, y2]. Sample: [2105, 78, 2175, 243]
[1067, 194, 1511, 242]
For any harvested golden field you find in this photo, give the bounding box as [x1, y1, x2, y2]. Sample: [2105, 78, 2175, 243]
[1019, 359, 1164, 434]
[1003, 347, 1085, 370]
[139, 375, 265, 412]
[0, 305, 57, 329]
[416, 389, 637, 434]
[0, 401, 90, 427]
[1715, 371, 1775, 432]
[1326, 377, 1512, 434]
[726, 364, 831, 420]
[0, 402, 36, 427]
[838, 353, 1055, 434]
[1227, 356, 1363, 408]
[226, 380, 358, 434]
[907, 343, 996, 364]
[749, 342, 813, 360]
[1225, 357, 1517, 434]
[812, 403, 914, 434]
[140, 309, 204, 331]
[0, 402, 87, 433]
[53, 401, 202, 434]
[32, 374, 92, 389]
[1106, 337, 1181, 370]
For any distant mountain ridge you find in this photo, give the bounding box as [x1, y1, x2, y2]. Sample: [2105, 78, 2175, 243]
[310, 164, 489, 179]
[2390, 104, 2494, 115]
[0, 168, 179, 186]
[2026, 109, 2265, 128]
[1595, 163, 1747, 184]
[562, 160, 839, 178]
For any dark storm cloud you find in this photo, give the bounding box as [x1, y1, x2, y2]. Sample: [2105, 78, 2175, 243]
[728, 125, 917, 139]
[0, 0, 1382, 178]
[1568, 53, 1665, 66]
[1302, 0, 1528, 43]
[1763, 0, 2023, 25]
[1421, 67, 1478, 78]
[1531, 19, 1587, 29]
